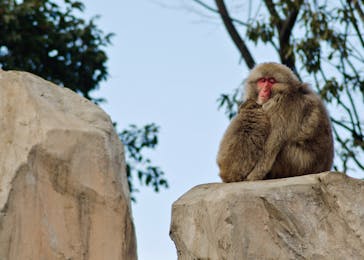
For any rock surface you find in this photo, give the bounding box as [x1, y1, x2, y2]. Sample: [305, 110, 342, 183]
[170, 172, 364, 260]
[0, 70, 137, 260]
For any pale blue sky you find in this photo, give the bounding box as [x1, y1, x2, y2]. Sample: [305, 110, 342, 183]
[82, 1, 245, 259]
[81, 1, 362, 259]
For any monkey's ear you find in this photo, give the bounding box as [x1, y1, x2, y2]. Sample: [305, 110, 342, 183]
[271, 82, 289, 94]
[243, 83, 258, 101]
[298, 83, 312, 94]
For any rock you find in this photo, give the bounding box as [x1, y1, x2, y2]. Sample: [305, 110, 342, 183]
[170, 172, 364, 260]
[0, 70, 137, 260]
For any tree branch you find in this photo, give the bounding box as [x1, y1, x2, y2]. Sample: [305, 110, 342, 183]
[347, 0, 364, 47]
[192, 0, 248, 26]
[332, 124, 364, 170]
[263, 0, 302, 72]
[214, 0, 256, 69]
[280, 1, 303, 46]
[353, 0, 364, 23]
[263, 0, 282, 24]
[340, 55, 363, 135]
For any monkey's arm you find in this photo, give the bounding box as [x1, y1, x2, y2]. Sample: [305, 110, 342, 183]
[293, 100, 321, 143]
[239, 99, 261, 111]
[245, 129, 285, 181]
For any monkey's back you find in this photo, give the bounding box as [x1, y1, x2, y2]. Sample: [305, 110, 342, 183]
[267, 91, 334, 179]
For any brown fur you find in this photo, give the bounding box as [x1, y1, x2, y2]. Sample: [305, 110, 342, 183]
[217, 62, 334, 182]
[217, 99, 270, 182]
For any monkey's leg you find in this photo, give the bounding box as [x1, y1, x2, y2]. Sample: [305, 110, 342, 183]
[245, 130, 284, 181]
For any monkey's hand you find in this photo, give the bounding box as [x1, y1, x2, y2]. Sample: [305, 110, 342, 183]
[239, 99, 261, 111]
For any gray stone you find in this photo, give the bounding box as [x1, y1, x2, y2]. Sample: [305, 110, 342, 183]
[170, 172, 364, 260]
[0, 70, 137, 260]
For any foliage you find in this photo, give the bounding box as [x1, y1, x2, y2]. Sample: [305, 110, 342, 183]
[0, 0, 112, 100]
[0, 0, 167, 199]
[217, 87, 241, 120]
[119, 124, 168, 202]
[192, 0, 364, 173]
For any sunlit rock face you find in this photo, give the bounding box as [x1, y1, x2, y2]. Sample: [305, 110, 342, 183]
[0, 70, 137, 260]
[170, 172, 364, 260]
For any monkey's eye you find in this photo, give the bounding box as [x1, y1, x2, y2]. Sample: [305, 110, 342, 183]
[257, 78, 276, 86]
[257, 78, 267, 83]
[268, 78, 277, 84]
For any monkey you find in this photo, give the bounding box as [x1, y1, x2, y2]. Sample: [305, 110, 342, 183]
[217, 62, 334, 182]
[217, 99, 270, 182]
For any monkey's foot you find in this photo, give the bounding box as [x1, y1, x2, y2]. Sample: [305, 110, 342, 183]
[246, 171, 267, 181]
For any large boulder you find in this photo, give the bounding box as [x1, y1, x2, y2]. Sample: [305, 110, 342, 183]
[0, 70, 137, 260]
[170, 172, 364, 259]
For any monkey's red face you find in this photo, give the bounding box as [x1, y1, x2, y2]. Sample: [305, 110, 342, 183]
[257, 77, 276, 104]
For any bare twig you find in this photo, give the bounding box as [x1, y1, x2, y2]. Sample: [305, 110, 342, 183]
[353, 0, 364, 22]
[214, 0, 256, 68]
[263, 0, 282, 23]
[192, 0, 249, 26]
[331, 118, 355, 133]
[347, 0, 364, 47]
[280, 1, 303, 45]
[340, 50, 363, 135]
[333, 124, 364, 170]
[263, 0, 303, 71]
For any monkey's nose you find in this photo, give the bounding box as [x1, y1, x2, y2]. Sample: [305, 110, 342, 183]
[262, 87, 271, 93]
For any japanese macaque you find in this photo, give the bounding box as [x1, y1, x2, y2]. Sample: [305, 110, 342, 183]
[217, 62, 334, 182]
